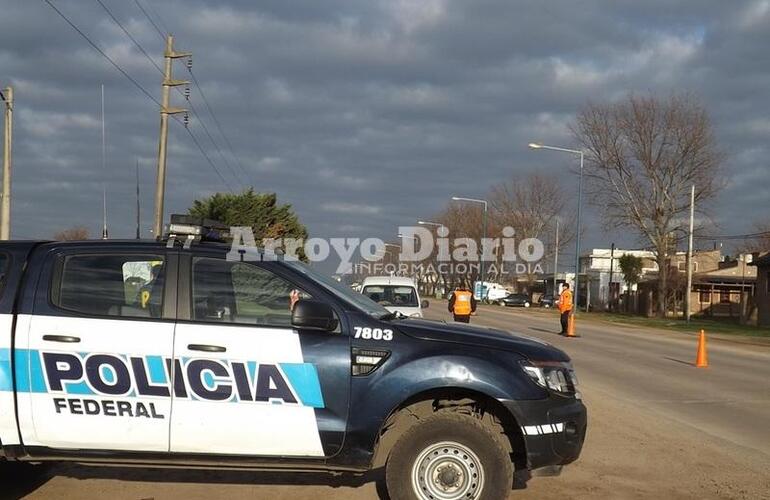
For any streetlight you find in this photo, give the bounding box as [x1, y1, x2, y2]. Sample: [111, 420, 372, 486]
[451, 196, 488, 298]
[529, 142, 585, 316]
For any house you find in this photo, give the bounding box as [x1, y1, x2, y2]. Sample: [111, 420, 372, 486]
[668, 251, 756, 320]
[634, 250, 757, 319]
[750, 253, 770, 327]
[579, 248, 658, 310]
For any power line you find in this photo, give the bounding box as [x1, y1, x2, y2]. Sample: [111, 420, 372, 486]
[187, 67, 252, 186]
[90, 0, 242, 192]
[694, 231, 770, 241]
[98, 0, 245, 190]
[182, 125, 234, 193]
[132, 0, 164, 41]
[42, 0, 161, 108]
[142, 0, 172, 39]
[95, 0, 163, 73]
[187, 97, 247, 189]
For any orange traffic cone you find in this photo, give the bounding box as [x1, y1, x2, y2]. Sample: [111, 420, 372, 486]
[565, 313, 579, 338]
[695, 329, 708, 368]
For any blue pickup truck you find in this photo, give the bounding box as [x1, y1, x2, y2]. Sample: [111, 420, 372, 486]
[0, 220, 586, 500]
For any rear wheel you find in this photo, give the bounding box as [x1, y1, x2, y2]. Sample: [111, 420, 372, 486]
[385, 412, 512, 500]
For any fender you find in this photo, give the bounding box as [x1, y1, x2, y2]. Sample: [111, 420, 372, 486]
[336, 345, 548, 466]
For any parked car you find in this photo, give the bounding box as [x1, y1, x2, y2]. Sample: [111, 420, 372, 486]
[539, 294, 555, 308]
[499, 293, 532, 307]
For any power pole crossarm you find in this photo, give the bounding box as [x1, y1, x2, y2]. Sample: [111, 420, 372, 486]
[1, 86, 12, 240]
[153, 34, 190, 238]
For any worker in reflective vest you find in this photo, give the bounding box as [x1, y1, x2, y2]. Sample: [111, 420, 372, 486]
[448, 287, 477, 323]
[557, 283, 573, 335]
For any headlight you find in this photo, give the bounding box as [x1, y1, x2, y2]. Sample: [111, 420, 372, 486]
[521, 360, 579, 396]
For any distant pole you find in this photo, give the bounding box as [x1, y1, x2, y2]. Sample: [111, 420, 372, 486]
[608, 243, 615, 311]
[136, 159, 141, 239]
[575, 150, 584, 315]
[685, 184, 695, 323]
[553, 219, 559, 296]
[101, 84, 108, 239]
[1, 86, 12, 240]
[153, 34, 190, 238]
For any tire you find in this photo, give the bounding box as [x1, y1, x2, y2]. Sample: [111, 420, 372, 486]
[385, 412, 512, 500]
[497, 300, 505, 307]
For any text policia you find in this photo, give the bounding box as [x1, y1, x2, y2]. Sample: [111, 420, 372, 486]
[32, 351, 325, 419]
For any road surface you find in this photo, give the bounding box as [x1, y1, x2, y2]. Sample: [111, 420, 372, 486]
[6, 304, 770, 499]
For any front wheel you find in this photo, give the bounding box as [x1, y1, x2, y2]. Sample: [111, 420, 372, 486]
[386, 412, 512, 500]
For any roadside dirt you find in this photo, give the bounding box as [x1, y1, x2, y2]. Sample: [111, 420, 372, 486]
[8, 379, 769, 499]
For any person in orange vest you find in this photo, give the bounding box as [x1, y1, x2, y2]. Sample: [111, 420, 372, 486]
[448, 286, 477, 323]
[557, 283, 573, 335]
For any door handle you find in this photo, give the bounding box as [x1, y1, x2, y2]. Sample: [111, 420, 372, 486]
[187, 344, 226, 353]
[43, 335, 81, 343]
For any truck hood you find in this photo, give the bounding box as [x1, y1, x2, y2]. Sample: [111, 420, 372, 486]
[395, 318, 570, 362]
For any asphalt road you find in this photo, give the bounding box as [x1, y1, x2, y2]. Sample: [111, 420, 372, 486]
[5, 305, 770, 499]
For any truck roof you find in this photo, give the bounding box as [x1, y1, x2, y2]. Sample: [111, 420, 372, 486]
[361, 276, 416, 287]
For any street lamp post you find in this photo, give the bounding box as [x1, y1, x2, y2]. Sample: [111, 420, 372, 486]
[529, 143, 584, 317]
[451, 197, 488, 298]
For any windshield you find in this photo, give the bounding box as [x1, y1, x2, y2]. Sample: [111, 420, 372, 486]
[283, 261, 391, 318]
[362, 285, 418, 307]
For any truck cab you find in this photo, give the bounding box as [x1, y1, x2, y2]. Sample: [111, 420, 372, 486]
[0, 221, 586, 500]
[360, 275, 428, 318]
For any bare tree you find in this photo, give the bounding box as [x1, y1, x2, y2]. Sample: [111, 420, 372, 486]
[572, 93, 722, 317]
[738, 219, 770, 254]
[433, 202, 487, 289]
[54, 226, 90, 241]
[488, 173, 575, 293]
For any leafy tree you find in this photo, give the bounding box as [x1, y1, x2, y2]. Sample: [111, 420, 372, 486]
[189, 189, 308, 253]
[618, 254, 643, 292]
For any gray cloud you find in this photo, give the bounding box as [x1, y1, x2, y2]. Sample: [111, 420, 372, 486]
[0, 0, 767, 258]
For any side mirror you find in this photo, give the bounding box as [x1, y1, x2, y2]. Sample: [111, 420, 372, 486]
[292, 299, 338, 332]
[421, 300, 429, 309]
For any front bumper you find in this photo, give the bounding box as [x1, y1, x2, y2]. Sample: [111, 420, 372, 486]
[502, 395, 587, 470]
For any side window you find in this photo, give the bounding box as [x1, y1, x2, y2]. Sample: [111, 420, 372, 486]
[191, 257, 310, 327]
[53, 254, 166, 318]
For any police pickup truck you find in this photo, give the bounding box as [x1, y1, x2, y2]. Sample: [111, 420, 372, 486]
[0, 219, 586, 500]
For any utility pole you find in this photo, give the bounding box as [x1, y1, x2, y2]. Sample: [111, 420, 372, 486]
[153, 34, 190, 238]
[685, 184, 695, 323]
[1, 86, 12, 240]
[608, 243, 615, 311]
[553, 219, 559, 296]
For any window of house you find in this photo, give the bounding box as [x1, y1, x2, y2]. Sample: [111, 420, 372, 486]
[719, 289, 731, 303]
[677, 261, 698, 272]
[191, 258, 310, 327]
[53, 254, 165, 318]
[699, 290, 711, 303]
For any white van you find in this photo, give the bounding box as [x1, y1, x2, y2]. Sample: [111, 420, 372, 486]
[360, 276, 428, 318]
[474, 281, 511, 302]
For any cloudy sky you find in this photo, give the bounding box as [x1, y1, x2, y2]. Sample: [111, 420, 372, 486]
[1, 0, 768, 259]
